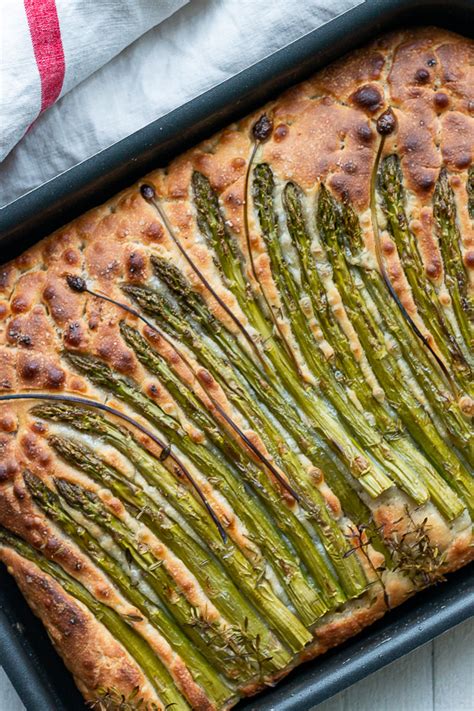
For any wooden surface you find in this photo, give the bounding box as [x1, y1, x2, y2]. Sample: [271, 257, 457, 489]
[0, 618, 472, 710]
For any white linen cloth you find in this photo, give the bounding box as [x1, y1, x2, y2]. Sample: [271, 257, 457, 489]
[0, 0, 361, 208]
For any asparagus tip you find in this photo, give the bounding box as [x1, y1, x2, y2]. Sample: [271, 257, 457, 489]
[140, 184, 156, 201]
[252, 114, 273, 142]
[66, 274, 87, 293]
[376, 108, 397, 136]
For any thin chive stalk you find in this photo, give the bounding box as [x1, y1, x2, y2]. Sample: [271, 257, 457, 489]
[252, 162, 432, 508]
[378, 155, 472, 391]
[283, 180, 465, 521]
[0, 391, 226, 541]
[64, 351, 329, 625]
[139, 183, 269, 372]
[52, 476, 279, 680]
[23, 470, 233, 698]
[317, 191, 474, 514]
[433, 169, 474, 356]
[185, 175, 392, 499]
[31, 402, 312, 655]
[117, 309, 367, 603]
[120, 322, 360, 605]
[0, 526, 188, 710]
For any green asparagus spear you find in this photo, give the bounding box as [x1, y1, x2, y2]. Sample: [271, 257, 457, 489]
[378, 155, 472, 389]
[119, 324, 350, 608]
[145, 262, 386, 560]
[116, 312, 367, 601]
[0, 525, 189, 710]
[31, 401, 311, 655]
[281, 179, 465, 521]
[48, 437, 327, 679]
[189, 171, 393, 499]
[433, 169, 474, 356]
[63, 351, 330, 624]
[23, 470, 234, 698]
[52, 475, 280, 681]
[253, 162, 446, 509]
[468, 165, 474, 220]
[316, 188, 474, 514]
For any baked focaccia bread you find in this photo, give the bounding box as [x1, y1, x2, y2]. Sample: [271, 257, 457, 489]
[0, 25, 473, 710]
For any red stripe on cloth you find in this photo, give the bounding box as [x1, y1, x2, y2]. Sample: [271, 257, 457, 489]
[24, 0, 65, 114]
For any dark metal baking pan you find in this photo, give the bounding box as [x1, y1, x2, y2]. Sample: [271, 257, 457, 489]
[0, 0, 473, 709]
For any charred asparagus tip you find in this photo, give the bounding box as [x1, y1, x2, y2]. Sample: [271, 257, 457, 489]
[66, 274, 87, 293]
[252, 114, 273, 142]
[376, 108, 397, 136]
[140, 183, 156, 201]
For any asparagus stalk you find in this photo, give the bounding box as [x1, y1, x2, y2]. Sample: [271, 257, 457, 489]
[252, 162, 438, 509]
[146, 262, 384, 567]
[119, 324, 350, 608]
[282, 180, 465, 521]
[31, 401, 312, 654]
[47, 437, 306, 678]
[53, 475, 282, 681]
[23, 470, 234, 697]
[378, 155, 472, 387]
[189, 171, 393, 499]
[319, 191, 474, 514]
[64, 351, 330, 624]
[433, 169, 474, 355]
[192, 170, 301, 372]
[0, 526, 188, 710]
[344, 195, 473, 464]
[140, 183, 268, 371]
[468, 165, 474, 220]
[117, 316, 367, 602]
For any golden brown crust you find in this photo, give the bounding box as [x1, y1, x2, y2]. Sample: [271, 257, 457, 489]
[0, 25, 473, 710]
[0, 548, 160, 709]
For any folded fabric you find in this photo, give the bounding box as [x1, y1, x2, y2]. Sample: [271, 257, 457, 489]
[0, 0, 189, 163]
[0, 0, 361, 207]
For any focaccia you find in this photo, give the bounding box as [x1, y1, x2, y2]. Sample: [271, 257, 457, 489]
[0, 26, 472, 710]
